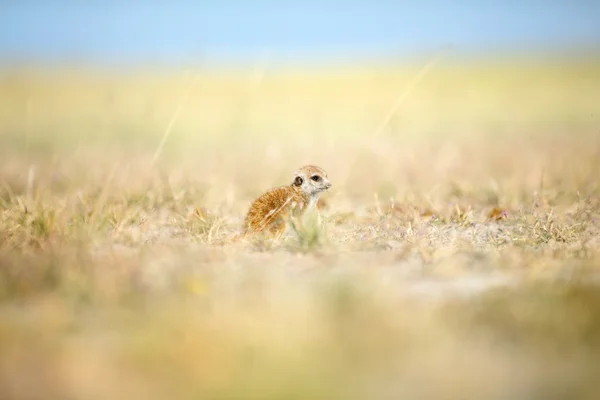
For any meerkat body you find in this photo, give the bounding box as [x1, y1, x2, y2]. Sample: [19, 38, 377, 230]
[242, 165, 332, 239]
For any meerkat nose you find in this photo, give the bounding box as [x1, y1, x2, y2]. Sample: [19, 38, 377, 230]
[325, 182, 332, 189]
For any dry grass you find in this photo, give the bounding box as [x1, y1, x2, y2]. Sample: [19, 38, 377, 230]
[1, 56, 600, 400]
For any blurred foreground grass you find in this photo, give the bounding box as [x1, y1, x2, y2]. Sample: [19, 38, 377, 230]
[1, 56, 600, 399]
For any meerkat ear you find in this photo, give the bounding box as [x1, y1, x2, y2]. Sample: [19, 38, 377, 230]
[293, 176, 303, 186]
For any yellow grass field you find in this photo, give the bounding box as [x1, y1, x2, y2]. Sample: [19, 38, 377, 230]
[1, 56, 600, 399]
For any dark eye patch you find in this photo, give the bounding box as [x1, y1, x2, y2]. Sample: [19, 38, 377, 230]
[311, 175, 321, 182]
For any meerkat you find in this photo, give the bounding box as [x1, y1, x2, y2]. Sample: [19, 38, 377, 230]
[241, 165, 332, 239]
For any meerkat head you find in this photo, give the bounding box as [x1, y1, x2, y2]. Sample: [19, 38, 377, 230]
[292, 165, 332, 196]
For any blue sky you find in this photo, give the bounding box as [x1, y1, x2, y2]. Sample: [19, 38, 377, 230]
[1, 1, 599, 66]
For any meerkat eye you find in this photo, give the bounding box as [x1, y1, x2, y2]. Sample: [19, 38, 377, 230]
[311, 175, 321, 182]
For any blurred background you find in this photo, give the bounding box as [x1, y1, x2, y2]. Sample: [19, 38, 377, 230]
[2, 1, 599, 180]
[2, 3, 600, 400]
[2, 1, 599, 205]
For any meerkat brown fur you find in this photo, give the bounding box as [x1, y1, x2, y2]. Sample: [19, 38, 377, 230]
[243, 165, 332, 238]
